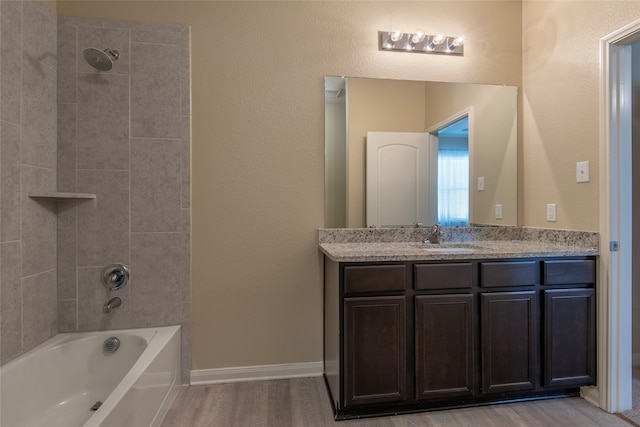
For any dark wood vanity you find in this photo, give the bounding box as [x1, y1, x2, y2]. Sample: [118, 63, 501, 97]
[323, 256, 596, 419]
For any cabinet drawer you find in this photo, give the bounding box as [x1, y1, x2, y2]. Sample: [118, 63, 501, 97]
[543, 260, 595, 285]
[415, 263, 473, 290]
[344, 265, 406, 294]
[481, 261, 537, 288]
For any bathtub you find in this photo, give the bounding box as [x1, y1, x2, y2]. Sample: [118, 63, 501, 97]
[0, 325, 181, 427]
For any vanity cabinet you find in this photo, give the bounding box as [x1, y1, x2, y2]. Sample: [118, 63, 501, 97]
[479, 260, 537, 394]
[415, 294, 475, 400]
[542, 259, 596, 388]
[480, 291, 536, 394]
[342, 265, 407, 406]
[323, 256, 596, 419]
[344, 296, 406, 406]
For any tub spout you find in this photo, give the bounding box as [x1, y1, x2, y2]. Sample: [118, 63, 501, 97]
[103, 297, 122, 314]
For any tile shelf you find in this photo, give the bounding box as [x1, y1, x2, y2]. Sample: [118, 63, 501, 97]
[28, 192, 96, 200]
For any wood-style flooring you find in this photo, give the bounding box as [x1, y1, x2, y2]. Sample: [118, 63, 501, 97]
[161, 377, 632, 427]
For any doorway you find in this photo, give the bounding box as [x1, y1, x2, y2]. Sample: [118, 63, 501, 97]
[599, 18, 640, 414]
[436, 116, 470, 227]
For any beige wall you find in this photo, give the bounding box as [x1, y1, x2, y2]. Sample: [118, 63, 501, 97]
[56, 0, 524, 371]
[522, 1, 640, 230]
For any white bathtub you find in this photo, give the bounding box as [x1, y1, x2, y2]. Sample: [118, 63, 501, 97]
[0, 325, 181, 427]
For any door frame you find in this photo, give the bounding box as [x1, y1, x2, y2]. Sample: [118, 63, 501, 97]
[597, 18, 640, 413]
[426, 107, 474, 223]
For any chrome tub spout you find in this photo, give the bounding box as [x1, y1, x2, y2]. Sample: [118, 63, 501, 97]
[103, 296, 122, 314]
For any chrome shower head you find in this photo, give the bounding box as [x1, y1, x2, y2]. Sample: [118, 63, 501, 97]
[83, 47, 120, 72]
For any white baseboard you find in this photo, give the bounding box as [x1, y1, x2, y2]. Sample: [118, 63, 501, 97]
[581, 385, 600, 408]
[190, 361, 323, 385]
[634, 353, 640, 366]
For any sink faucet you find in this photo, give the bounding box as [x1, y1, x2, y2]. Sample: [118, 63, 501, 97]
[103, 297, 122, 314]
[429, 224, 443, 244]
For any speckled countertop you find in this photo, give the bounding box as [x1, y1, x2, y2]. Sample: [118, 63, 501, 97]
[319, 240, 597, 262]
[318, 227, 599, 262]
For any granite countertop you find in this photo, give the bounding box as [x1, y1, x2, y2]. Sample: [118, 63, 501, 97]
[319, 240, 598, 263]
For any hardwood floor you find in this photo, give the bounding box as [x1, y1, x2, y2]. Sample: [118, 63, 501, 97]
[161, 377, 631, 427]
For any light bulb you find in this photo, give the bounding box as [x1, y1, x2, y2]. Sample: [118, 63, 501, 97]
[432, 34, 445, 45]
[447, 36, 464, 51]
[389, 30, 403, 43]
[410, 31, 425, 45]
[426, 34, 446, 51]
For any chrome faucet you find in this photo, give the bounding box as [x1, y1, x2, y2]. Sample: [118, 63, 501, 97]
[429, 223, 443, 244]
[103, 297, 122, 314]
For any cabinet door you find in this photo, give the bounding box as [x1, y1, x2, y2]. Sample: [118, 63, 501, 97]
[481, 291, 536, 394]
[344, 296, 406, 407]
[415, 294, 475, 400]
[543, 289, 595, 387]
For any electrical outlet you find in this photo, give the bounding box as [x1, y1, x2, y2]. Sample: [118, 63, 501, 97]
[495, 204, 503, 220]
[546, 204, 557, 222]
[477, 176, 485, 191]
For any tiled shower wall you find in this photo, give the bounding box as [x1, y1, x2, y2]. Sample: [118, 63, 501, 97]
[0, 1, 58, 365]
[55, 17, 191, 381]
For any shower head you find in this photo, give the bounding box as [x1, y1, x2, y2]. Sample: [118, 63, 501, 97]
[83, 47, 120, 71]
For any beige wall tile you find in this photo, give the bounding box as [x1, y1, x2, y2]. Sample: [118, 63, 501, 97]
[77, 170, 130, 267]
[181, 208, 190, 303]
[131, 42, 180, 139]
[181, 301, 190, 383]
[131, 28, 181, 45]
[0, 1, 22, 125]
[129, 233, 182, 327]
[57, 25, 78, 104]
[131, 138, 181, 232]
[1, 242, 22, 364]
[57, 299, 77, 332]
[181, 116, 190, 209]
[22, 51, 57, 169]
[57, 102, 77, 192]
[180, 28, 190, 118]
[1, 121, 21, 242]
[22, 0, 57, 71]
[22, 270, 57, 352]
[57, 201, 77, 300]
[77, 73, 129, 170]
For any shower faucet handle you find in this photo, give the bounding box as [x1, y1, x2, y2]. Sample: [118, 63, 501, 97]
[101, 264, 130, 291]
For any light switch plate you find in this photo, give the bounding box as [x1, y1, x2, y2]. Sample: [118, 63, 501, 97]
[577, 161, 590, 183]
[495, 204, 503, 220]
[477, 176, 485, 191]
[546, 203, 557, 222]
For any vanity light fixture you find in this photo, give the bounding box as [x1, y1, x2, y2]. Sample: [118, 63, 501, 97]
[379, 30, 464, 56]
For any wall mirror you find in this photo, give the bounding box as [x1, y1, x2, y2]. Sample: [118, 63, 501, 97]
[324, 76, 518, 228]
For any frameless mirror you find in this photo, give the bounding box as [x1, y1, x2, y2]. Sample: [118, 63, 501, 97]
[324, 76, 518, 228]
